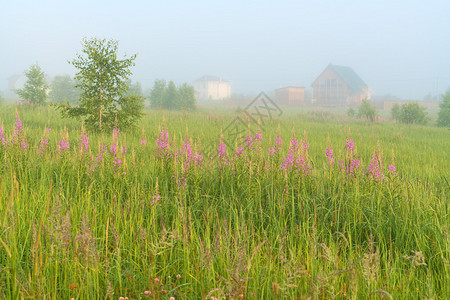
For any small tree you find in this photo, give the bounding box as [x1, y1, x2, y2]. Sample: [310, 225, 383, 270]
[178, 83, 196, 110]
[54, 38, 144, 131]
[16, 63, 49, 105]
[148, 79, 166, 109]
[391, 104, 400, 121]
[163, 81, 179, 110]
[437, 91, 450, 127]
[395, 102, 428, 125]
[49, 75, 81, 103]
[347, 107, 356, 117]
[357, 99, 377, 121]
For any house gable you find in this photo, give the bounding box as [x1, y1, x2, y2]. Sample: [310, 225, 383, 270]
[312, 64, 368, 106]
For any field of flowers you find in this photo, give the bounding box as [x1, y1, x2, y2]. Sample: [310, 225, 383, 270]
[0, 104, 449, 299]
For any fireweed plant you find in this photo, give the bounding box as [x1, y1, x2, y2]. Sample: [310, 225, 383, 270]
[0, 108, 448, 299]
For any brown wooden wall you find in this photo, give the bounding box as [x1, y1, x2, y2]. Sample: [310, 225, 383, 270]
[312, 68, 366, 106]
[275, 87, 305, 105]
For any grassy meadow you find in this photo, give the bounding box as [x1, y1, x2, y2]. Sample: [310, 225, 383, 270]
[0, 103, 449, 299]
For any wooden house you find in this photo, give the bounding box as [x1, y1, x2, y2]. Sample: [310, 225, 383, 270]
[274, 86, 305, 105]
[311, 64, 369, 106]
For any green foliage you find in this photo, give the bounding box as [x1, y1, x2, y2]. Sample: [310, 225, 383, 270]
[347, 107, 355, 117]
[149, 79, 196, 110]
[163, 80, 179, 110]
[177, 83, 196, 110]
[357, 98, 377, 121]
[53, 38, 144, 132]
[437, 91, 450, 127]
[393, 102, 428, 125]
[391, 103, 400, 120]
[49, 75, 81, 103]
[126, 80, 143, 97]
[16, 63, 49, 105]
[148, 79, 166, 109]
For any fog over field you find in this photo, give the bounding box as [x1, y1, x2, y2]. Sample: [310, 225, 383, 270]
[1, 0, 449, 99]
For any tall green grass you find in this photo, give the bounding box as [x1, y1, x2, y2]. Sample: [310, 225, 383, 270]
[0, 104, 449, 299]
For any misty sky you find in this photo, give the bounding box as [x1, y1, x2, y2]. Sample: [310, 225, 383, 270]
[1, 0, 449, 99]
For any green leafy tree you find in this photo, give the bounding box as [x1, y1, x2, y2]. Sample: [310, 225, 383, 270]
[357, 99, 377, 121]
[437, 91, 450, 127]
[148, 79, 196, 110]
[178, 83, 196, 110]
[16, 63, 49, 105]
[391, 104, 400, 121]
[54, 38, 144, 132]
[49, 75, 81, 103]
[394, 102, 428, 125]
[162, 81, 179, 110]
[148, 79, 166, 109]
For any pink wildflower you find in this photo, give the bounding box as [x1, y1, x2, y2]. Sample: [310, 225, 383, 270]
[0, 126, 7, 147]
[366, 153, 384, 181]
[245, 136, 253, 150]
[112, 128, 119, 141]
[346, 140, 354, 152]
[274, 136, 282, 149]
[218, 142, 226, 157]
[388, 164, 398, 176]
[110, 144, 117, 155]
[156, 130, 170, 154]
[254, 132, 262, 142]
[289, 139, 299, 153]
[113, 157, 122, 168]
[302, 140, 309, 152]
[79, 134, 89, 152]
[57, 139, 70, 154]
[326, 148, 334, 164]
[235, 147, 244, 158]
[151, 194, 161, 206]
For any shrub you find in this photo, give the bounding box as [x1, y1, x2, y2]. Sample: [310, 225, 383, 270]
[357, 99, 377, 121]
[347, 107, 356, 117]
[437, 91, 450, 127]
[393, 102, 428, 125]
[391, 104, 400, 120]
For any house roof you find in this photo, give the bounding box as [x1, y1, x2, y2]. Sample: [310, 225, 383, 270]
[275, 86, 305, 90]
[194, 75, 230, 83]
[313, 64, 367, 92]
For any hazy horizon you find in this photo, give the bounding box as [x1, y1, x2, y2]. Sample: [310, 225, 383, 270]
[1, 0, 449, 100]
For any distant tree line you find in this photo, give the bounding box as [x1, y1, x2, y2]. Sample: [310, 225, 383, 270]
[49, 75, 81, 103]
[148, 79, 196, 110]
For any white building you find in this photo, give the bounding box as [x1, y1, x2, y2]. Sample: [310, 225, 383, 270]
[193, 76, 231, 101]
